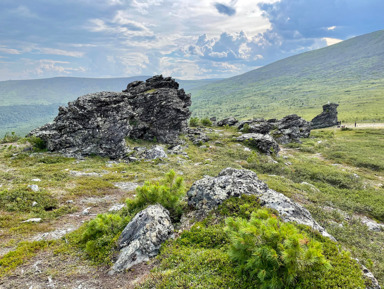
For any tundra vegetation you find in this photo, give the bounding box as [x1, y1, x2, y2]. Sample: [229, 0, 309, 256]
[0, 125, 383, 288]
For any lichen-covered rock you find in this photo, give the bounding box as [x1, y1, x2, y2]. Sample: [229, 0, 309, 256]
[187, 168, 334, 240]
[186, 128, 210, 145]
[236, 133, 280, 154]
[111, 204, 174, 273]
[311, 103, 339, 129]
[217, 117, 238, 127]
[238, 114, 310, 144]
[362, 264, 381, 289]
[29, 75, 191, 159]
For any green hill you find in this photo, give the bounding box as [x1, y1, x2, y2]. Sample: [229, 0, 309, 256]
[189, 30, 384, 122]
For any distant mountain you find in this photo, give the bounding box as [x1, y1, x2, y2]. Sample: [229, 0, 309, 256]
[0, 76, 219, 136]
[189, 30, 384, 123]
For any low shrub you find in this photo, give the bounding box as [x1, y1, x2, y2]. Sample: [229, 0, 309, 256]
[201, 117, 212, 127]
[225, 208, 331, 289]
[0, 132, 20, 144]
[189, 117, 200, 127]
[126, 170, 186, 222]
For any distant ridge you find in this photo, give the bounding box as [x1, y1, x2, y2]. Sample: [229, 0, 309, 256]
[190, 30, 384, 122]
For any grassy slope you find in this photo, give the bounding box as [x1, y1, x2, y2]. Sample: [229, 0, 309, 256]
[0, 127, 383, 287]
[190, 30, 384, 122]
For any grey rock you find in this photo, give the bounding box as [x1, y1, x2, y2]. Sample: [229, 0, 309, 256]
[236, 133, 280, 155]
[82, 207, 91, 215]
[113, 182, 140, 191]
[311, 103, 339, 129]
[111, 204, 174, 273]
[361, 216, 384, 232]
[108, 204, 126, 212]
[33, 227, 75, 241]
[28, 184, 39, 192]
[186, 128, 210, 145]
[187, 168, 334, 240]
[361, 264, 381, 289]
[144, 145, 167, 160]
[217, 117, 238, 127]
[69, 170, 104, 177]
[22, 218, 42, 223]
[31, 178, 41, 182]
[29, 75, 191, 159]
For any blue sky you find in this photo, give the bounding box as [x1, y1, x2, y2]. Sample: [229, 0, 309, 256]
[0, 0, 383, 80]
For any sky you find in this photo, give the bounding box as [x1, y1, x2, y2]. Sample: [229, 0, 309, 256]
[0, 0, 383, 81]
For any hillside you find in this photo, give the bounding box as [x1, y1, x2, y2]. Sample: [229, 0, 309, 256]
[190, 30, 384, 123]
[0, 126, 383, 288]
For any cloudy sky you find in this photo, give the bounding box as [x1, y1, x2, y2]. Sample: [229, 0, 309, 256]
[0, 0, 383, 80]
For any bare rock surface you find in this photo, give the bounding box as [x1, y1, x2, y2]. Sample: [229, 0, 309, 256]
[111, 204, 174, 274]
[217, 117, 238, 127]
[311, 103, 339, 129]
[29, 75, 191, 159]
[187, 167, 334, 240]
[236, 133, 280, 155]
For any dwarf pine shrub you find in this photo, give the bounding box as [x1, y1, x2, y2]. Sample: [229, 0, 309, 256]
[189, 117, 200, 127]
[225, 209, 331, 289]
[126, 169, 186, 222]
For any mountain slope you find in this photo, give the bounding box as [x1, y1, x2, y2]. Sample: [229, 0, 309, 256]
[190, 30, 384, 122]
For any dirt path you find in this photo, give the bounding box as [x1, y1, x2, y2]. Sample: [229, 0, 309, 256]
[342, 123, 384, 129]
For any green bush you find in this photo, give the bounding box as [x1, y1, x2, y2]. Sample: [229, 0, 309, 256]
[225, 209, 331, 289]
[0, 132, 20, 144]
[189, 117, 200, 127]
[126, 170, 186, 222]
[79, 213, 130, 264]
[0, 187, 57, 212]
[201, 117, 212, 127]
[27, 136, 47, 151]
[242, 123, 250, 133]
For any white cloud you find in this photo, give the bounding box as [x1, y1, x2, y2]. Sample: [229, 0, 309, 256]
[38, 48, 84, 58]
[327, 26, 337, 31]
[0, 46, 22, 55]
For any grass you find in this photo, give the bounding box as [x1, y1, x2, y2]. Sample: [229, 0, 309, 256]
[0, 125, 383, 287]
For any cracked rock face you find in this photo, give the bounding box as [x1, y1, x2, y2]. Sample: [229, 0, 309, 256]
[111, 204, 174, 273]
[236, 133, 280, 155]
[29, 75, 191, 159]
[311, 103, 339, 129]
[187, 167, 334, 240]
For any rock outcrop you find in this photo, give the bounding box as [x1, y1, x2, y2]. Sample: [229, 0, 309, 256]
[111, 204, 174, 274]
[310, 103, 339, 129]
[217, 117, 238, 127]
[236, 133, 280, 155]
[238, 114, 311, 144]
[29, 75, 191, 159]
[187, 167, 334, 240]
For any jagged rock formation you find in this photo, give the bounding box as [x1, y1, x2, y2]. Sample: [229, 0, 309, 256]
[186, 128, 210, 145]
[238, 114, 311, 144]
[310, 103, 339, 129]
[217, 117, 238, 127]
[29, 75, 191, 159]
[187, 167, 334, 240]
[111, 204, 174, 274]
[236, 133, 280, 155]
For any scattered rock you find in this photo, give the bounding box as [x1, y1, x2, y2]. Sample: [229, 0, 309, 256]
[187, 168, 333, 240]
[360, 216, 384, 232]
[236, 133, 280, 155]
[22, 218, 42, 223]
[311, 103, 339, 129]
[186, 128, 210, 145]
[82, 207, 91, 215]
[33, 227, 75, 241]
[111, 204, 174, 273]
[143, 145, 167, 160]
[217, 117, 238, 127]
[69, 170, 105, 177]
[108, 204, 126, 212]
[361, 264, 381, 289]
[29, 75, 191, 159]
[31, 178, 41, 182]
[32, 201, 38, 207]
[28, 184, 39, 192]
[114, 182, 140, 191]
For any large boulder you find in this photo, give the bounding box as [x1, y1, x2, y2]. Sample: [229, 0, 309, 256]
[236, 133, 280, 155]
[29, 75, 191, 159]
[217, 117, 238, 127]
[111, 204, 174, 273]
[310, 103, 339, 129]
[187, 168, 333, 240]
[238, 114, 310, 145]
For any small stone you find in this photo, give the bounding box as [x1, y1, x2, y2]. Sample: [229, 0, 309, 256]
[31, 178, 41, 182]
[32, 201, 38, 207]
[28, 184, 39, 192]
[22, 218, 42, 223]
[82, 207, 91, 215]
[66, 200, 74, 204]
[108, 204, 126, 212]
